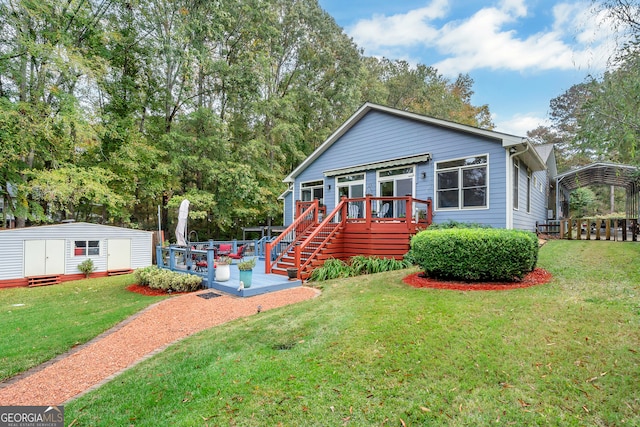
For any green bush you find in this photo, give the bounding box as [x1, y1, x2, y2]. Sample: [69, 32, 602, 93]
[309, 256, 411, 282]
[77, 259, 95, 277]
[410, 228, 539, 282]
[309, 258, 351, 281]
[427, 220, 492, 230]
[134, 266, 202, 292]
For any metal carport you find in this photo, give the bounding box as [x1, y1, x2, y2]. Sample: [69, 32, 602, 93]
[555, 163, 640, 238]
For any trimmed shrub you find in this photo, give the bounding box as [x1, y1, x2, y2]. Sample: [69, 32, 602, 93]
[134, 266, 202, 292]
[410, 228, 539, 282]
[427, 220, 492, 230]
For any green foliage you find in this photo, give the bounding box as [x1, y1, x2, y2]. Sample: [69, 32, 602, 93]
[308, 258, 351, 281]
[361, 58, 494, 128]
[569, 187, 598, 217]
[576, 54, 640, 165]
[0, 0, 495, 234]
[309, 256, 411, 281]
[349, 255, 411, 275]
[427, 220, 492, 230]
[77, 259, 95, 277]
[216, 256, 232, 266]
[410, 228, 538, 281]
[237, 258, 256, 271]
[134, 266, 202, 293]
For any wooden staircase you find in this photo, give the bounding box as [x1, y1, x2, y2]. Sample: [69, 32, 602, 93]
[271, 224, 343, 279]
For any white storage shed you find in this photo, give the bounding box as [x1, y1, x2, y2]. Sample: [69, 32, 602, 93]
[0, 222, 153, 288]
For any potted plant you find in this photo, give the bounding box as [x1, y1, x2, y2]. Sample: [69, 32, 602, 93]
[215, 256, 232, 282]
[237, 258, 256, 288]
[78, 258, 95, 278]
[287, 268, 298, 280]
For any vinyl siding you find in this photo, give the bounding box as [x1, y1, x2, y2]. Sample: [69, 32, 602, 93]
[283, 191, 294, 226]
[512, 167, 549, 231]
[293, 110, 510, 228]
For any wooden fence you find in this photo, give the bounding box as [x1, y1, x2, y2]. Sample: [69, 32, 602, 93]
[537, 218, 639, 241]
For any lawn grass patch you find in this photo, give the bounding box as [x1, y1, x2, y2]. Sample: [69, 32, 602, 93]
[0, 275, 167, 381]
[61, 241, 640, 425]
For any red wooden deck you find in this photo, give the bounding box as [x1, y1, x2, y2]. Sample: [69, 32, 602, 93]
[266, 196, 432, 279]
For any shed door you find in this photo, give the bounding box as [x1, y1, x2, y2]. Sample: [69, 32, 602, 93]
[108, 239, 131, 270]
[24, 240, 65, 276]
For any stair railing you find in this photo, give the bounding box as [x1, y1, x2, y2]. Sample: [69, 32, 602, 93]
[265, 200, 320, 273]
[294, 197, 348, 277]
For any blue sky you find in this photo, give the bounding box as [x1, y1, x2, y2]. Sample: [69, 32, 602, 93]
[317, 0, 619, 136]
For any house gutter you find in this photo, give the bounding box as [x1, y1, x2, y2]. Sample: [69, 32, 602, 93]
[506, 142, 529, 229]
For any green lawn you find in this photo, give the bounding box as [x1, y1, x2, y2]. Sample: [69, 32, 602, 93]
[0, 275, 167, 381]
[43, 242, 640, 424]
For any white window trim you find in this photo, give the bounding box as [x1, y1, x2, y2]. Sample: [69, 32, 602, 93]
[376, 165, 416, 197]
[434, 153, 490, 211]
[74, 240, 101, 257]
[299, 179, 324, 203]
[334, 173, 366, 206]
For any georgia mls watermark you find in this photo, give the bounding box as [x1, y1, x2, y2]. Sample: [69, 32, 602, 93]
[0, 406, 64, 427]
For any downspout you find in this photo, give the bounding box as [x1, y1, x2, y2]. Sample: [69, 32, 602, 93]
[506, 143, 529, 229]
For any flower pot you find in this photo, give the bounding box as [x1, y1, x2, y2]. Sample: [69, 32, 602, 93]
[287, 268, 298, 280]
[239, 270, 253, 288]
[215, 264, 231, 282]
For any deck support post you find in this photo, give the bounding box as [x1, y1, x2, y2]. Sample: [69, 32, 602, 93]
[207, 241, 215, 286]
[169, 246, 176, 271]
[156, 245, 164, 268]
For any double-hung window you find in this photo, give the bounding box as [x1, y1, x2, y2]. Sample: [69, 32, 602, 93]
[436, 155, 487, 209]
[301, 180, 324, 205]
[75, 240, 100, 256]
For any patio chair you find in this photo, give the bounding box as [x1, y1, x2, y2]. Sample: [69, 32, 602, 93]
[348, 204, 359, 218]
[379, 202, 390, 218]
[228, 245, 246, 260]
[217, 243, 232, 257]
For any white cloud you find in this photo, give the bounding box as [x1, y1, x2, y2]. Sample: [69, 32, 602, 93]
[347, 0, 618, 76]
[348, 0, 448, 48]
[494, 113, 550, 136]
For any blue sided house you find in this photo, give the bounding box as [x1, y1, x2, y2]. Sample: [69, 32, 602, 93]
[266, 103, 556, 279]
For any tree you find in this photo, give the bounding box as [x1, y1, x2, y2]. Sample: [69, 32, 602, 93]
[0, 0, 497, 236]
[576, 54, 640, 164]
[593, 0, 640, 56]
[360, 58, 493, 128]
[0, 0, 111, 226]
[570, 187, 597, 217]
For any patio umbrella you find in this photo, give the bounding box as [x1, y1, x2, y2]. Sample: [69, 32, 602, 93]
[175, 199, 190, 246]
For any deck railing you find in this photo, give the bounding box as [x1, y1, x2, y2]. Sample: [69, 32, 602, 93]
[345, 195, 432, 230]
[294, 198, 348, 276]
[265, 200, 321, 273]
